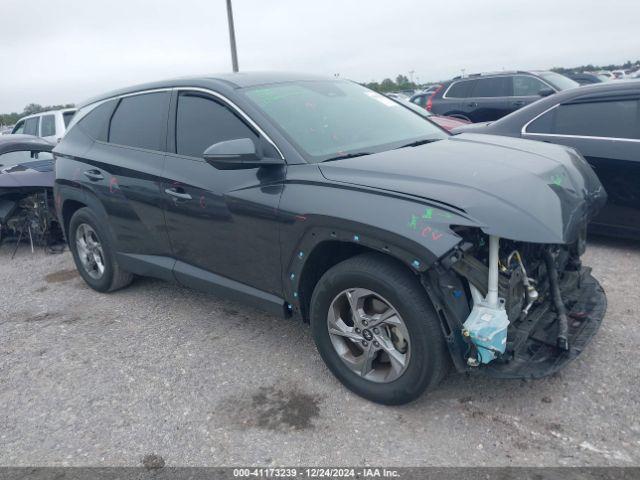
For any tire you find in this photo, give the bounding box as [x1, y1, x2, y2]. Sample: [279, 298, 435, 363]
[310, 252, 449, 405]
[68, 207, 133, 293]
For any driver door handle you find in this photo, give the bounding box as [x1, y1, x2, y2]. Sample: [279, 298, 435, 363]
[165, 187, 192, 200]
[83, 169, 103, 181]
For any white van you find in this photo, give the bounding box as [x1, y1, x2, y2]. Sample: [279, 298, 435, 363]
[11, 108, 77, 143]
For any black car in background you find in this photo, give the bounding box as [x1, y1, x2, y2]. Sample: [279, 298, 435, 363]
[427, 71, 579, 123]
[566, 72, 609, 85]
[53, 73, 607, 405]
[453, 80, 640, 239]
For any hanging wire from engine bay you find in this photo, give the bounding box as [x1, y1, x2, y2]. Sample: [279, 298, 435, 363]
[506, 250, 539, 317]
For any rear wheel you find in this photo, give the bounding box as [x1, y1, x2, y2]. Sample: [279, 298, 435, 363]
[310, 253, 449, 405]
[68, 207, 133, 292]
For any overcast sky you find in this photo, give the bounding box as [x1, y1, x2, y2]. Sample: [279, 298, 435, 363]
[0, 0, 637, 113]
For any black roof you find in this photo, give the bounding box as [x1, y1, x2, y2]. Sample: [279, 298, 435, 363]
[0, 134, 54, 155]
[451, 70, 552, 80]
[548, 78, 640, 100]
[79, 71, 333, 108]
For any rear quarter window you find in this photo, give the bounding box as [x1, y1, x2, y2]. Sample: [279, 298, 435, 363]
[78, 100, 118, 141]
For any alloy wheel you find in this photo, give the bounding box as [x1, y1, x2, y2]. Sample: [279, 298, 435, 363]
[326, 288, 411, 383]
[75, 223, 105, 280]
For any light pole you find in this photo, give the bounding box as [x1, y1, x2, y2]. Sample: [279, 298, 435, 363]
[226, 0, 239, 72]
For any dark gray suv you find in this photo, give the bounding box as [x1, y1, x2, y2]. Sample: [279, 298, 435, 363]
[427, 71, 579, 123]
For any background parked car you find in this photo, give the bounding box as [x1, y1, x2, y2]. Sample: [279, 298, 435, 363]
[0, 134, 60, 248]
[404, 94, 470, 131]
[611, 70, 627, 80]
[11, 108, 76, 143]
[427, 71, 579, 123]
[596, 70, 615, 80]
[567, 72, 609, 85]
[453, 80, 640, 239]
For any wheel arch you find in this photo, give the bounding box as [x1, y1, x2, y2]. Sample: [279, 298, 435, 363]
[287, 225, 446, 323]
[59, 187, 117, 246]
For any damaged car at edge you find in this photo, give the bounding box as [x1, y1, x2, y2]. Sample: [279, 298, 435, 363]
[53, 73, 607, 405]
[0, 134, 62, 253]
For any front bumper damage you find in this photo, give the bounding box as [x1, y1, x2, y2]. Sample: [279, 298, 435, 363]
[423, 234, 607, 380]
[485, 265, 605, 379]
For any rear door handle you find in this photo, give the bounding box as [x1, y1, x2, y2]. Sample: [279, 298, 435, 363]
[164, 187, 192, 200]
[83, 169, 103, 181]
[466, 102, 477, 107]
[512, 101, 526, 107]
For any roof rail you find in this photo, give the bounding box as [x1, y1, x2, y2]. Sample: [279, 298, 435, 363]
[451, 70, 529, 80]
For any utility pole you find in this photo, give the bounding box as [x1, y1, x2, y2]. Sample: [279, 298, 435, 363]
[226, 0, 239, 72]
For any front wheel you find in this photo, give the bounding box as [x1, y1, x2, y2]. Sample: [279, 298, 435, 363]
[310, 253, 449, 405]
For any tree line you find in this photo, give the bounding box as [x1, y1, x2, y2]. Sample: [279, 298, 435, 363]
[363, 74, 419, 93]
[551, 59, 640, 75]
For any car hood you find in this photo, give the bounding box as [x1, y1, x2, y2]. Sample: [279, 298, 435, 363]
[0, 159, 55, 190]
[319, 133, 606, 244]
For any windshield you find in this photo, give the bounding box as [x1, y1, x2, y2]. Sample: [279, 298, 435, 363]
[243, 80, 447, 162]
[538, 72, 579, 91]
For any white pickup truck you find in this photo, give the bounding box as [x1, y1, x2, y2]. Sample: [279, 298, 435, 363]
[11, 108, 76, 143]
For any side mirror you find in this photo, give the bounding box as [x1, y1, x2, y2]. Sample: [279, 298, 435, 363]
[203, 138, 283, 170]
[538, 88, 555, 97]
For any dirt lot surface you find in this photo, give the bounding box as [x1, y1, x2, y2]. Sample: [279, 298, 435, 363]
[1, 236, 639, 467]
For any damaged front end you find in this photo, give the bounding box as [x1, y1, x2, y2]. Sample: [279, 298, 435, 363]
[425, 227, 606, 379]
[0, 138, 64, 253]
[0, 187, 62, 253]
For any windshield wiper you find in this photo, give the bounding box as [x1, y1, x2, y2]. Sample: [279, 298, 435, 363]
[322, 152, 373, 162]
[395, 138, 440, 149]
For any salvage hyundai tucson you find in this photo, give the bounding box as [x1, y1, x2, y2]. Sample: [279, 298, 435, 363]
[54, 73, 607, 405]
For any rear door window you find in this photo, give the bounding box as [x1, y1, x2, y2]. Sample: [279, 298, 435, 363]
[471, 77, 511, 97]
[513, 76, 549, 96]
[108, 92, 170, 151]
[528, 98, 640, 139]
[445, 80, 476, 98]
[24, 117, 39, 136]
[41, 114, 56, 137]
[175, 92, 258, 158]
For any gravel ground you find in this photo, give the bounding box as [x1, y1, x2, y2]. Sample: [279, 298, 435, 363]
[0, 236, 639, 467]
